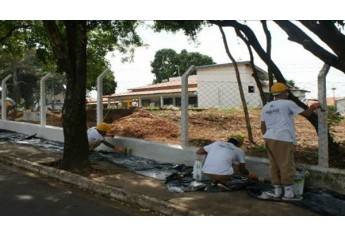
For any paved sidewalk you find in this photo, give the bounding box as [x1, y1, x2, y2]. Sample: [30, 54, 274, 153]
[0, 142, 318, 216]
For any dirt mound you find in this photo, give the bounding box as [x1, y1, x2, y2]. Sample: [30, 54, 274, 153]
[109, 108, 180, 144]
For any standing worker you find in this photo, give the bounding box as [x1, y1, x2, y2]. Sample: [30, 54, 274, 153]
[261, 82, 321, 201]
[87, 122, 125, 152]
[196, 134, 256, 185]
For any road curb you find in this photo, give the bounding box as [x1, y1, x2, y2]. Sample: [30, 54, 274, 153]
[0, 155, 203, 216]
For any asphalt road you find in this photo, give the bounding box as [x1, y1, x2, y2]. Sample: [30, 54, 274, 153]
[0, 163, 157, 216]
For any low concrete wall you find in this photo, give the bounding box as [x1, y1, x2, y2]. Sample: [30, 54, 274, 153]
[1, 120, 345, 195]
[0, 120, 64, 143]
[109, 136, 198, 166]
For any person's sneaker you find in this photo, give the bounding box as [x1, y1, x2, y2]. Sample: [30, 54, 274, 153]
[265, 185, 282, 198]
[282, 185, 303, 201]
[282, 195, 303, 201]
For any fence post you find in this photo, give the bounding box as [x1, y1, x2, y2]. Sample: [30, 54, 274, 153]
[181, 65, 196, 147]
[40, 73, 52, 126]
[97, 68, 110, 124]
[317, 64, 330, 167]
[1, 74, 12, 120]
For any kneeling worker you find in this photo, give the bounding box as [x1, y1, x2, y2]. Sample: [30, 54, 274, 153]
[196, 134, 256, 185]
[87, 122, 125, 152]
[0, 97, 17, 120]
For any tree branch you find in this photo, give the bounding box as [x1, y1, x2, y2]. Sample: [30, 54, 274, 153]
[274, 20, 345, 73]
[300, 20, 345, 60]
[42, 20, 69, 71]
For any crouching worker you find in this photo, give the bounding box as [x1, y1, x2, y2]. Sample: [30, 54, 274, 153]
[87, 122, 125, 152]
[0, 97, 17, 120]
[196, 134, 256, 185]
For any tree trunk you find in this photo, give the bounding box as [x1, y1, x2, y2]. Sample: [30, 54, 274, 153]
[43, 20, 90, 173]
[218, 26, 255, 144]
[261, 20, 274, 102]
[234, 27, 266, 105]
[60, 21, 89, 172]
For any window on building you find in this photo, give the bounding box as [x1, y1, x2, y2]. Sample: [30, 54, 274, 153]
[248, 86, 255, 93]
[163, 98, 173, 105]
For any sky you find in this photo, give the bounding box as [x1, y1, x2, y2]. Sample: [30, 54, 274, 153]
[106, 20, 345, 100]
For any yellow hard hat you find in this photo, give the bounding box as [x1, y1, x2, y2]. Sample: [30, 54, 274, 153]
[271, 82, 289, 94]
[96, 122, 111, 132]
[228, 134, 245, 147]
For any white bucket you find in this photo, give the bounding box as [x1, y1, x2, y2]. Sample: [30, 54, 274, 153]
[292, 171, 305, 196]
[193, 154, 206, 181]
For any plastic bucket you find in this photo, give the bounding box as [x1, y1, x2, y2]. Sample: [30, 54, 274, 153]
[193, 160, 203, 181]
[292, 171, 305, 196]
[193, 154, 206, 181]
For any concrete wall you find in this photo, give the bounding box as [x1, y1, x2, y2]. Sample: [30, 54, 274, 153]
[336, 98, 345, 115]
[0, 120, 64, 142]
[2, 120, 345, 194]
[197, 64, 262, 108]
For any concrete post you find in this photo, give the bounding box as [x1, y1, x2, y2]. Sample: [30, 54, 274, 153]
[181, 65, 196, 147]
[40, 73, 51, 126]
[1, 74, 12, 120]
[97, 68, 110, 124]
[317, 64, 330, 167]
[160, 95, 164, 107]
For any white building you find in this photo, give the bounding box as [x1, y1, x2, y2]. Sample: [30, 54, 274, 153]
[196, 62, 267, 108]
[336, 97, 345, 115]
[105, 61, 308, 109]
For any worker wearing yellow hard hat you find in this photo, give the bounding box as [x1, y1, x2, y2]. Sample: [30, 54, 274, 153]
[96, 123, 112, 132]
[195, 133, 257, 185]
[0, 96, 17, 120]
[227, 134, 245, 147]
[270, 82, 289, 95]
[87, 122, 125, 152]
[261, 82, 322, 201]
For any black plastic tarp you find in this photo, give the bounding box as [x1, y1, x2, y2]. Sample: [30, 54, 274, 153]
[2, 129, 345, 215]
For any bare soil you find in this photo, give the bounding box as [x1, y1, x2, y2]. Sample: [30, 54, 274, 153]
[24, 107, 345, 169]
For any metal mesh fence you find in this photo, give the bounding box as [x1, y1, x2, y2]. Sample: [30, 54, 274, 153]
[183, 69, 345, 167]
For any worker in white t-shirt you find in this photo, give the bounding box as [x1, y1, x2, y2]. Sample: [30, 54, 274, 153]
[196, 135, 255, 185]
[261, 82, 321, 201]
[87, 122, 124, 152]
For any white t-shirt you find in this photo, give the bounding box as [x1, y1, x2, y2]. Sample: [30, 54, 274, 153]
[261, 99, 304, 144]
[87, 127, 104, 150]
[202, 141, 246, 175]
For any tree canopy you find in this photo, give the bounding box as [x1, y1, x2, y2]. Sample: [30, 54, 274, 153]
[151, 48, 215, 83]
[0, 20, 144, 105]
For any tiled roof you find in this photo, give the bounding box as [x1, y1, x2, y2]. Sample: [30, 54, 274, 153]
[107, 76, 198, 98]
[129, 76, 197, 91]
[107, 87, 197, 98]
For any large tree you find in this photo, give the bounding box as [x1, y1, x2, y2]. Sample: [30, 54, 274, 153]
[151, 48, 215, 83]
[0, 20, 123, 104]
[43, 20, 143, 172]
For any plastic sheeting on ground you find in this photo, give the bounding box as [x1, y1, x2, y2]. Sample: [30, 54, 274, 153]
[0, 130, 64, 153]
[247, 181, 345, 216]
[2, 130, 345, 215]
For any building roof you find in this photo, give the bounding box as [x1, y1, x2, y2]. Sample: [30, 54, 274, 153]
[307, 97, 345, 106]
[106, 87, 197, 99]
[105, 62, 268, 99]
[107, 76, 197, 98]
[196, 61, 267, 74]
